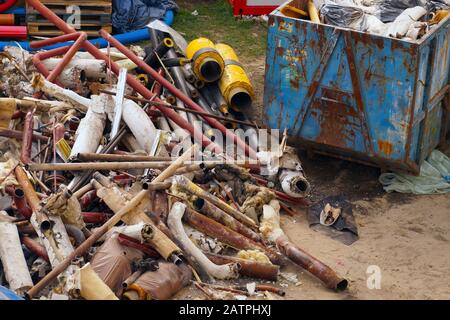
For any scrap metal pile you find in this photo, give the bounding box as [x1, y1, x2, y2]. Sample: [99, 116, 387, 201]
[0, 0, 348, 301]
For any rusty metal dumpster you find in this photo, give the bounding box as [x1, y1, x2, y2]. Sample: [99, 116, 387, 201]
[264, 1, 450, 174]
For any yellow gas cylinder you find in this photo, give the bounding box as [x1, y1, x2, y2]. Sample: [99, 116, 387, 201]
[186, 38, 225, 83]
[216, 43, 254, 112]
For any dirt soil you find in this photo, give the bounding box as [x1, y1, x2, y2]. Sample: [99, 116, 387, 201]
[176, 57, 450, 300]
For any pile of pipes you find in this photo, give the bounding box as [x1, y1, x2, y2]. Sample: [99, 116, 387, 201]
[0, 0, 348, 301]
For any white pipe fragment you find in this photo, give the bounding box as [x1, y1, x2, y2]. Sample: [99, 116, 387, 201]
[167, 202, 240, 280]
[122, 99, 161, 156]
[0, 211, 33, 294]
[31, 74, 91, 111]
[42, 58, 107, 79]
[69, 95, 108, 159]
[386, 6, 427, 39]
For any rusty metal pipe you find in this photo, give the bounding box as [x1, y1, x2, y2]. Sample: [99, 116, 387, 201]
[77, 153, 173, 162]
[205, 253, 279, 281]
[21, 236, 50, 263]
[82, 212, 109, 224]
[14, 166, 51, 232]
[79, 190, 98, 210]
[174, 175, 257, 229]
[13, 188, 33, 219]
[21, 111, 34, 165]
[184, 209, 283, 265]
[276, 236, 348, 291]
[193, 198, 262, 243]
[0, 128, 49, 143]
[28, 161, 171, 172]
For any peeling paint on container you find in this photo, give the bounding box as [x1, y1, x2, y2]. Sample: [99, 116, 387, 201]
[264, 2, 450, 174]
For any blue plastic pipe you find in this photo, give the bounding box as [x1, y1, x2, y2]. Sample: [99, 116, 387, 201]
[4, 6, 26, 15]
[0, 10, 175, 51]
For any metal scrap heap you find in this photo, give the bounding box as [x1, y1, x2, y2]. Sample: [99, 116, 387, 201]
[0, 0, 348, 301]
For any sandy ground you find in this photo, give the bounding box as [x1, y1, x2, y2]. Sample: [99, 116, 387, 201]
[175, 57, 450, 300]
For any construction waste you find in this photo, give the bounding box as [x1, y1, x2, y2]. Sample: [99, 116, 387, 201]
[0, 1, 348, 301]
[281, 0, 450, 41]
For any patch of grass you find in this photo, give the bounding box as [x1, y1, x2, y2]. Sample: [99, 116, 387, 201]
[172, 0, 267, 58]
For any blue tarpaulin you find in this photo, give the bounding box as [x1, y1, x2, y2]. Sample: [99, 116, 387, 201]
[0, 286, 24, 300]
[113, 0, 178, 34]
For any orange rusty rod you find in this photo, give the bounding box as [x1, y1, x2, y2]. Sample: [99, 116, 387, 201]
[192, 198, 262, 243]
[20, 111, 34, 165]
[14, 166, 51, 231]
[0, 14, 15, 25]
[276, 236, 348, 291]
[184, 209, 284, 265]
[0, 128, 49, 143]
[76, 153, 173, 162]
[21, 236, 50, 263]
[205, 253, 279, 281]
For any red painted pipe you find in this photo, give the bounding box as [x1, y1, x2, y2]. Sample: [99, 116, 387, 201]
[0, 26, 27, 39]
[0, 14, 14, 25]
[11, 110, 25, 120]
[32, 46, 69, 88]
[13, 188, 33, 219]
[21, 111, 34, 165]
[82, 212, 110, 224]
[0, 0, 17, 13]
[25, 0, 257, 159]
[5, 186, 33, 219]
[47, 33, 87, 84]
[79, 189, 98, 210]
[30, 32, 83, 49]
[21, 236, 50, 263]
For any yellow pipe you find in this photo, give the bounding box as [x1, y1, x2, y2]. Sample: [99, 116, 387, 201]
[216, 43, 254, 112]
[186, 38, 225, 83]
[307, 0, 321, 23]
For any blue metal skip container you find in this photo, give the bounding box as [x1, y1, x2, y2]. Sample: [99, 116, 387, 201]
[264, 2, 450, 174]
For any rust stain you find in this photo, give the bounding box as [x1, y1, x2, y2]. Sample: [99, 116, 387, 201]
[352, 31, 384, 50]
[276, 47, 285, 56]
[378, 140, 394, 156]
[313, 88, 358, 148]
[391, 40, 417, 55]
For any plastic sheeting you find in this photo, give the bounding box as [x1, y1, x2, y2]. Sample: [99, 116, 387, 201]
[90, 234, 143, 296]
[113, 0, 178, 34]
[131, 261, 192, 300]
[0, 285, 24, 300]
[379, 150, 450, 194]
